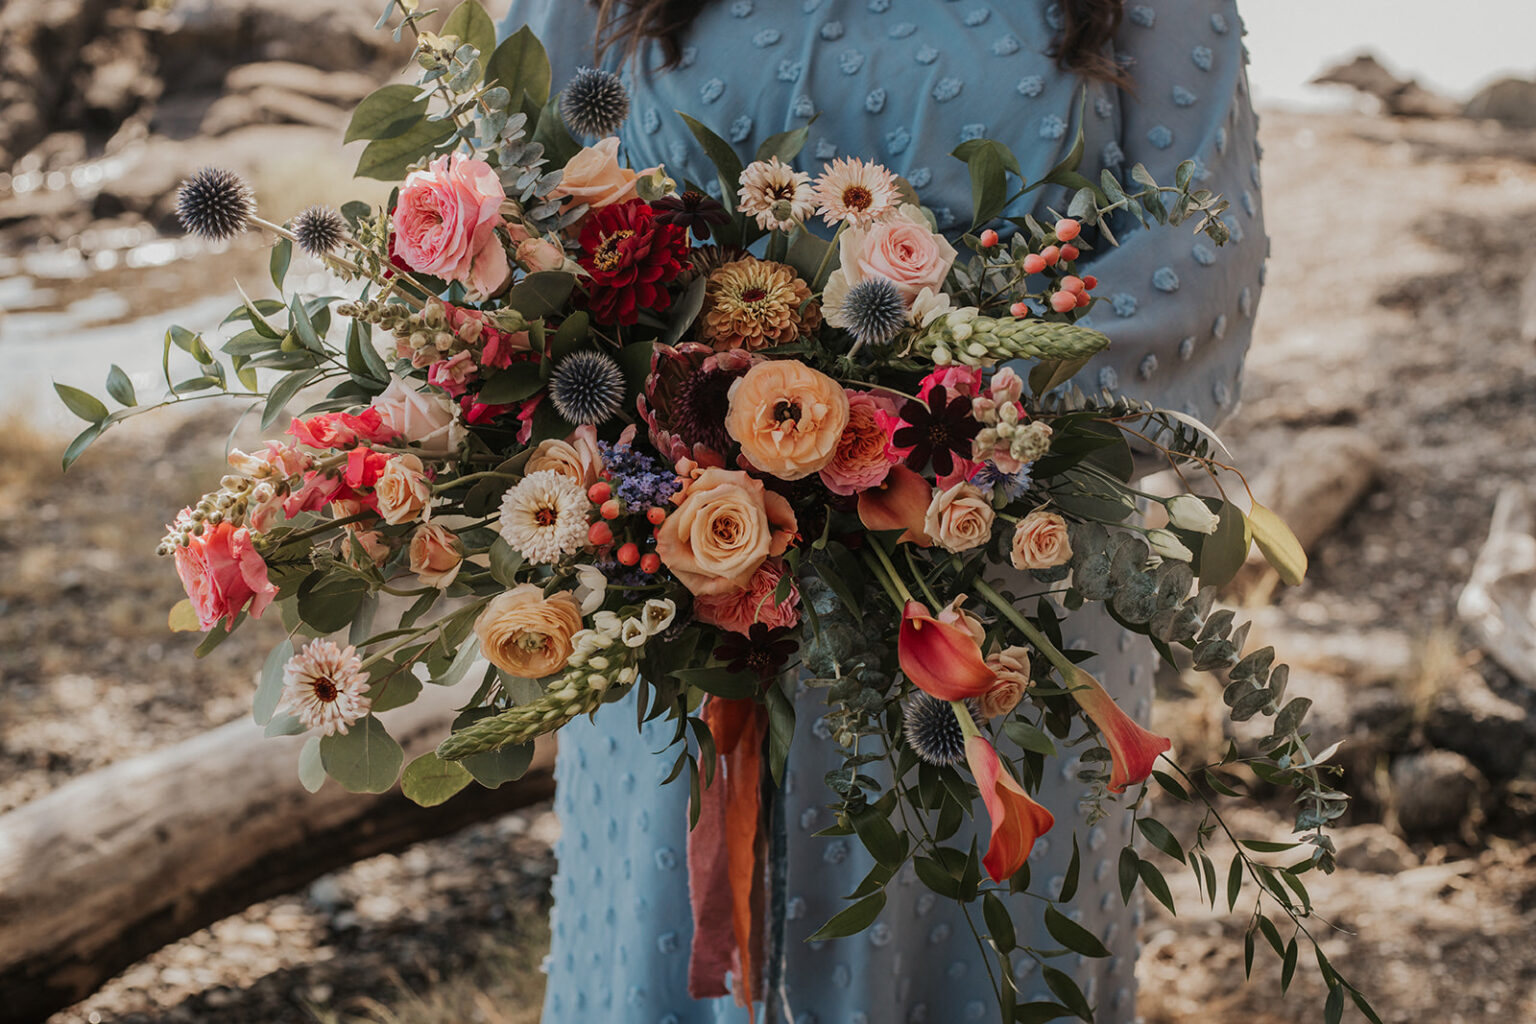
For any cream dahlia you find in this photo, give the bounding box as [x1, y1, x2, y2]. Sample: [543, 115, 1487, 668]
[278, 639, 371, 736]
[700, 257, 822, 352]
[737, 157, 816, 232]
[813, 156, 899, 227]
[497, 469, 590, 564]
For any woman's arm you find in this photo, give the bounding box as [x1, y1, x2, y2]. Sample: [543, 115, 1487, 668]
[1074, 0, 1266, 428]
[496, 0, 603, 82]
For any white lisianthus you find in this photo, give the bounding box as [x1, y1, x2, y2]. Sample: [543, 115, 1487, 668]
[573, 563, 609, 614]
[1166, 495, 1221, 534]
[641, 598, 677, 636]
[1147, 529, 1194, 562]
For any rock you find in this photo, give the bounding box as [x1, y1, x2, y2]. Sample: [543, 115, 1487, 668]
[1333, 824, 1417, 874]
[1348, 684, 1414, 752]
[1458, 485, 1536, 689]
[222, 61, 377, 107]
[1310, 53, 1460, 118]
[200, 85, 349, 136]
[1391, 750, 1484, 835]
[1424, 672, 1530, 780]
[1465, 78, 1536, 130]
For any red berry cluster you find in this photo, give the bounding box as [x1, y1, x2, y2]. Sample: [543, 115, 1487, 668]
[1014, 218, 1098, 316]
[585, 480, 666, 574]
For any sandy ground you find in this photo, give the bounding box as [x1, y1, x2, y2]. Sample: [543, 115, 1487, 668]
[3, 108, 1535, 1024]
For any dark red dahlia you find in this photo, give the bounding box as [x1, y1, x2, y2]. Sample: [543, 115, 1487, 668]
[577, 199, 689, 326]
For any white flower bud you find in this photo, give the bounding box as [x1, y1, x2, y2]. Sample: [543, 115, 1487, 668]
[592, 610, 621, 636]
[621, 618, 648, 648]
[587, 673, 610, 691]
[617, 666, 638, 684]
[950, 322, 973, 343]
[588, 655, 610, 672]
[1166, 494, 1221, 534]
[1147, 529, 1194, 562]
[932, 346, 953, 366]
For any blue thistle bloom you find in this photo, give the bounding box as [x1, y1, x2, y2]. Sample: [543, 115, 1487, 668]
[975, 461, 1034, 501]
[549, 350, 627, 425]
[175, 167, 254, 241]
[902, 693, 981, 767]
[560, 67, 631, 138]
[840, 277, 908, 347]
[292, 204, 345, 256]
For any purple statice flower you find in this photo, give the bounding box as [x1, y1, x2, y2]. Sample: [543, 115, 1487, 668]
[598, 441, 682, 511]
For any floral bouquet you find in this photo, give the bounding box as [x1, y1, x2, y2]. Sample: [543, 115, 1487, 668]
[54, 3, 1380, 1021]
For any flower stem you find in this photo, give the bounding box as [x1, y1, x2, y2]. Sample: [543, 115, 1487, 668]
[810, 221, 846, 292]
[867, 541, 914, 604]
[950, 700, 981, 740]
[973, 577, 1077, 680]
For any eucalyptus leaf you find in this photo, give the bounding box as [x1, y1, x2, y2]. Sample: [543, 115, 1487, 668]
[319, 715, 404, 794]
[253, 638, 295, 725]
[401, 751, 474, 806]
[297, 735, 326, 793]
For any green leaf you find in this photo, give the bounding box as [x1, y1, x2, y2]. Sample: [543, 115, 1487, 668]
[807, 892, 885, 941]
[1138, 858, 1176, 914]
[1015, 1002, 1077, 1023]
[489, 537, 524, 586]
[366, 669, 423, 713]
[678, 112, 745, 213]
[167, 597, 201, 632]
[355, 118, 457, 181]
[1248, 501, 1308, 586]
[982, 892, 1015, 952]
[914, 855, 963, 899]
[1197, 500, 1249, 587]
[261, 369, 319, 430]
[54, 383, 108, 424]
[1042, 966, 1094, 1022]
[253, 639, 295, 725]
[345, 319, 390, 385]
[105, 364, 137, 407]
[663, 275, 707, 345]
[402, 751, 474, 806]
[346, 84, 430, 143]
[1324, 984, 1344, 1024]
[485, 25, 551, 109]
[851, 805, 904, 869]
[461, 737, 535, 788]
[297, 736, 326, 793]
[168, 323, 215, 362]
[1118, 846, 1140, 904]
[1045, 905, 1111, 958]
[440, 0, 496, 72]
[270, 236, 292, 291]
[61, 422, 102, 470]
[1002, 720, 1057, 757]
[754, 124, 812, 164]
[547, 311, 590, 361]
[319, 715, 404, 794]
[1060, 835, 1081, 902]
[1281, 937, 1299, 992]
[505, 271, 575, 317]
[1227, 852, 1244, 910]
[1136, 817, 1186, 864]
[477, 362, 545, 404]
[961, 140, 1008, 228]
[296, 571, 371, 633]
[1240, 839, 1302, 853]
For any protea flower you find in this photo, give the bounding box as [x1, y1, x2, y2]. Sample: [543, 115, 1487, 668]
[965, 735, 1055, 881]
[1064, 663, 1172, 793]
[637, 341, 759, 465]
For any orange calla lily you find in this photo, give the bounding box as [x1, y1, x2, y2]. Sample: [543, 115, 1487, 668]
[898, 600, 997, 700]
[857, 464, 933, 546]
[965, 735, 1055, 881]
[1065, 664, 1171, 793]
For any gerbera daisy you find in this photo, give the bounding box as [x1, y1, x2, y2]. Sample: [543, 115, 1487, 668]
[498, 469, 591, 564]
[700, 257, 822, 352]
[813, 156, 899, 227]
[737, 157, 817, 232]
[278, 639, 371, 736]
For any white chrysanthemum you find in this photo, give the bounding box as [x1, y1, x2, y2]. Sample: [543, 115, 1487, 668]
[737, 157, 816, 232]
[278, 639, 371, 736]
[813, 156, 899, 227]
[497, 469, 590, 565]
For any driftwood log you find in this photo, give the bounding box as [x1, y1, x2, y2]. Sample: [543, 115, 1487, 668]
[0, 681, 555, 1024]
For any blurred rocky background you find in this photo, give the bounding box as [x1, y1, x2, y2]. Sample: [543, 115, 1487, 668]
[3, 2, 1536, 1023]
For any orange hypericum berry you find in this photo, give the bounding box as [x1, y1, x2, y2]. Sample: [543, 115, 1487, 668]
[1055, 218, 1081, 241]
[1060, 275, 1085, 294]
[600, 499, 622, 520]
[1040, 245, 1061, 266]
[1009, 301, 1030, 318]
[588, 481, 612, 503]
[588, 521, 614, 546]
[1082, 274, 1098, 290]
[640, 553, 661, 574]
[1050, 290, 1078, 313]
[1022, 253, 1047, 274]
[646, 506, 667, 525]
[979, 228, 1000, 248]
[617, 542, 640, 565]
[1060, 243, 1080, 261]
[1075, 291, 1092, 309]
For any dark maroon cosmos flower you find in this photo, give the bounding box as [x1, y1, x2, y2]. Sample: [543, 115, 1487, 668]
[653, 189, 730, 241]
[714, 624, 798, 679]
[892, 391, 981, 478]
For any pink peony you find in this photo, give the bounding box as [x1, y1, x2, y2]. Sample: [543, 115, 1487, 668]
[819, 389, 902, 496]
[172, 517, 277, 631]
[391, 153, 511, 299]
[693, 557, 801, 635]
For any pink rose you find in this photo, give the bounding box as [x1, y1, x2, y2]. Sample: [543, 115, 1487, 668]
[370, 379, 464, 456]
[819, 389, 902, 496]
[409, 522, 463, 588]
[550, 137, 646, 213]
[391, 153, 511, 299]
[693, 558, 801, 635]
[823, 204, 958, 327]
[172, 517, 277, 631]
[1011, 511, 1073, 570]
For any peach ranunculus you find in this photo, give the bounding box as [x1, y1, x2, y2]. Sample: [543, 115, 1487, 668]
[409, 522, 463, 588]
[391, 153, 511, 300]
[550, 137, 646, 213]
[525, 424, 603, 487]
[1010, 510, 1073, 570]
[474, 584, 585, 679]
[655, 467, 797, 596]
[923, 482, 995, 553]
[724, 359, 850, 480]
[172, 517, 278, 631]
[824, 203, 958, 325]
[981, 646, 1032, 718]
[374, 453, 433, 525]
[694, 557, 801, 635]
[819, 389, 901, 496]
[370, 379, 464, 457]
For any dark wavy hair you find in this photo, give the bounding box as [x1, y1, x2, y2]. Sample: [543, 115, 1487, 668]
[593, 0, 1127, 83]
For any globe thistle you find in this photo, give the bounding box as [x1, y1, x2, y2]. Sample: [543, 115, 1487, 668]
[175, 167, 255, 241]
[560, 66, 630, 138]
[837, 277, 907, 348]
[548, 349, 627, 425]
[902, 692, 980, 767]
[291, 204, 346, 257]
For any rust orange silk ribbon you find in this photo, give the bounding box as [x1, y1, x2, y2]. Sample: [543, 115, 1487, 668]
[687, 696, 768, 1018]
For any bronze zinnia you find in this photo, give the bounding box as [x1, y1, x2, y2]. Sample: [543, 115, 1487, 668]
[699, 257, 821, 353]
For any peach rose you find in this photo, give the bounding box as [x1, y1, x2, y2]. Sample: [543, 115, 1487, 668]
[724, 359, 850, 480]
[409, 522, 463, 588]
[392, 153, 510, 299]
[923, 482, 995, 553]
[694, 557, 801, 635]
[655, 467, 797, 596]
[1011, 510, 1073, 570]
[172, 517, 277, 631]
[981, 646, 1032, 718]
[824, 203, 958, 325]
[550, 137, 646, 212]
[370, 379, 464, 457]
[525, 424, 602, 487]
[475, 584, 585, 679]
[346, 528, 392, 567]
[819, 389, 901, 496]
[374, 453, 432, 525]
[516, 235, 568, 272]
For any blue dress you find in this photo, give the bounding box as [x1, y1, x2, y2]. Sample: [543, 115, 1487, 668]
[495, 2, 1266, 1021]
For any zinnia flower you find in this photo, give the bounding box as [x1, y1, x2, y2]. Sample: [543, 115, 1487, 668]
[700, 257, 822, 353]
[737, 156, 817, 232]
[813, 156, 899, 227]
[576, 198, 689, 325]
[278, 639, 371, 736]
[966, 735, 1056, 881]
[497, 469, 591, 564]
[898, 599, 996, 701]
[638, 342, 760, 465]
[724, 359, 850, 480]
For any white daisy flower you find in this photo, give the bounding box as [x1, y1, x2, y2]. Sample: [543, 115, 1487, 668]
[737, 157, 816, 232]
[278, 639, 371, 736]
[497, 469, 591, 565]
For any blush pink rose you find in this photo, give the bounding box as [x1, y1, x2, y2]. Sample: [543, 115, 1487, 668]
[819, 389, 902, 496]
[516, 236, 568, 272]
[852, 205, 959, 302]
[172, 517, 278, 631]
[370, 379, 464, 456]
[391, 153, 511, 299]
[693, 557, 801, 635]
